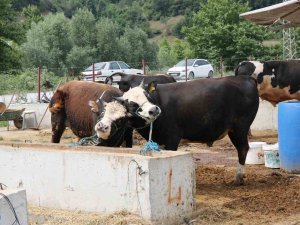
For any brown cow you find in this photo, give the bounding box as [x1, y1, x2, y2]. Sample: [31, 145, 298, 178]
[49, 80, 128, 146]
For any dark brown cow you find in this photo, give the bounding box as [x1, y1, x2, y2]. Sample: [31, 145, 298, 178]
[49, 80, 129, 146]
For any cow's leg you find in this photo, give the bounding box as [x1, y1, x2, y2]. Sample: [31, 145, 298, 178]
[163, 133, 181, 151]
[51, 113, 66, 143]
[228, 130, 249, 185]
[124, 127, 133, 148]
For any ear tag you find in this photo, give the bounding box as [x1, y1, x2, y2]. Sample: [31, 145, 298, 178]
[149, 83, 156, 93]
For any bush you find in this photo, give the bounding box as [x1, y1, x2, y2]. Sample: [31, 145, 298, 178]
[0, 68, 62, 95]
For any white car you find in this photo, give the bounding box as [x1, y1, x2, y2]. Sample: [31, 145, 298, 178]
[167, 59, 214, 80]
[81, 61, 143, 82]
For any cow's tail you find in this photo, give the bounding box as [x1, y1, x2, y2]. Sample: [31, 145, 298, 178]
[104, 72, 128, 84]
[49, 90, 65, 113]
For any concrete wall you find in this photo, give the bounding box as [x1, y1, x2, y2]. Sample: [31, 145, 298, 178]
[0, 188, 28, 225]
[1, 98, 279, 131]
[7, 99, 279, 131]
[0, 143, 195, 223]
[8, 103, 51, 129]
[251, 100, 278, 130]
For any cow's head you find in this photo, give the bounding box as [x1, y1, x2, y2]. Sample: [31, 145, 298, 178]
[235, 60, 280, 87]
[93, 81, 161, 140]
[89, 99, 129, 140]
[235, 61, 264, 79]
[105, 72, 133, 92]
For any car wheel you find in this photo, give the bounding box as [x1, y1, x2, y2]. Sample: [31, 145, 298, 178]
[208, 70, 213, 78]
[188, 72, 194, 80]
[105, 76, 113, 85]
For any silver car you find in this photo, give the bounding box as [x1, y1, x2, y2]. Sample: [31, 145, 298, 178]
[81, 61, 143, 82]
[167, 59, 214, 80]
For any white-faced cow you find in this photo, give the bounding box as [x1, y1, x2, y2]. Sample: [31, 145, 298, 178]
[104, 72, 176, 92]
[235, 60, 300, 106]
[94, 76, 259, 185]
[49, 80, 132, 147]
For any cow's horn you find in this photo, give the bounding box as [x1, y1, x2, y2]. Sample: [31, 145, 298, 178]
[139, 79, 145, 87]
[113, 96, 125, 102]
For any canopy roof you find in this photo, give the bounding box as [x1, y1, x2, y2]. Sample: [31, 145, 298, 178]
[240, 0, 300, 29]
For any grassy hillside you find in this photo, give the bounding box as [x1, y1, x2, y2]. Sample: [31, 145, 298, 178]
[149, 15, 184, 43]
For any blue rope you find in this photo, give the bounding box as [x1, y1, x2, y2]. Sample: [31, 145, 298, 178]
[140, 122, 160, 155]
[67, 134, 99, 147]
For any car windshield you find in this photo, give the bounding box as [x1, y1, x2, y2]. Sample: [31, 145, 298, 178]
[85, 62, 106, 71]
[118, 61, 130, 69]
[175, 59, 195, 67]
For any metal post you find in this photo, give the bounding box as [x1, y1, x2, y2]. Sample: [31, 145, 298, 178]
[142, 59, 146, 75]
[220, 57, 224, 78]
[38, 65, 41, 102]
[185, 58, 188, 82]
[92, 63, 95, 82]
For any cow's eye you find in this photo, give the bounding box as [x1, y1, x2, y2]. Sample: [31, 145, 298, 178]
[128, 101, 141, 113]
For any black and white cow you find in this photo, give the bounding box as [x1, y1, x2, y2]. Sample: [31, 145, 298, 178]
[105, 72, 176, 92]
[94, 76, 259, 185]
[235, 60, 300, 106]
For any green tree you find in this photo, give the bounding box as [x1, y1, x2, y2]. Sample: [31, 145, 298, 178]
[66, 46, 97, 75]
[183, 0, 273, 69]
[69, 7, 96, 47]
[21, 5, 44, 30]
[157, 39, 177, 69]
[118, 27, 158, 69]
[95, 17, 121, 61]
[21, 13, 71, 75]
[0, 0, 24, 71]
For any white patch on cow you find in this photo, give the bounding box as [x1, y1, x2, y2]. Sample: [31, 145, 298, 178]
[237, 163, 245, 175]
[122, 86, 161, 123]
[249, 61, 264, 78]
[270, 74, 275, 79]
[94, 101, 126, 140]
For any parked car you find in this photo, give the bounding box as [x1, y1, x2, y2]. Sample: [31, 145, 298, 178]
[167, 59, 214, 80]
[81, 61, 143, 82]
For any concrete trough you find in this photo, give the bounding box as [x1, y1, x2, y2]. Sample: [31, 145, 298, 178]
[0, 143, 195, 224]
[0, 188, 28, 225]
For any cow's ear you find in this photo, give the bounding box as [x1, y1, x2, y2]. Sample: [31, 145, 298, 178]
[89, 100, 99, 113]
[148, 82, 157, 93]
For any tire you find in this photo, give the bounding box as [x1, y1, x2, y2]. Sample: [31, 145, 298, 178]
[104, 76, 113, 85]
[208, 70, 213, 78]
[13, 116, 23, 129]
[188, 72, 194, 80]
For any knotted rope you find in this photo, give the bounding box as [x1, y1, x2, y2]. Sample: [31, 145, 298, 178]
[67, 134, 100, 146]
[140, 122, 160, 155]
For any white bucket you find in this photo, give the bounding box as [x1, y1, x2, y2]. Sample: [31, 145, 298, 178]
[246, 142, 266, 165]
[263, 143, 280, 168]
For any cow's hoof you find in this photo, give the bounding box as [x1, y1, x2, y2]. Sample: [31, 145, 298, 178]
[234, 174, 245, 186]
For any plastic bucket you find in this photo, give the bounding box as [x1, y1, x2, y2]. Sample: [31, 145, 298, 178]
[278, 101, 300, 173]
[246, 142, 266, 165]
[263, 143, 280, 168]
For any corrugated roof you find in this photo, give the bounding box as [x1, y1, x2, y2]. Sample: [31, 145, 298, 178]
[240, 0, 300, 28]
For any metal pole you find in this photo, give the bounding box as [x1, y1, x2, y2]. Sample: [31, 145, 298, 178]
[220, 57, 224, 78]
[185, 58, 187, 82]
[38, 65, 41, 102]
[92, 63, 95, 82]
[142, 59, 146, 75]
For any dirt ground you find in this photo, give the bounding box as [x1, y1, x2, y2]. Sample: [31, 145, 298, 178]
[1, 127, 300, 225]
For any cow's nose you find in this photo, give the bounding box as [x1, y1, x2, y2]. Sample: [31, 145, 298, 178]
[96, 122, 109, 133]
[149, 106, 161, 117]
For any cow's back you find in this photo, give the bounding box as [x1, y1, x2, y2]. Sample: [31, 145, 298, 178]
[147, 76, 259, 144]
